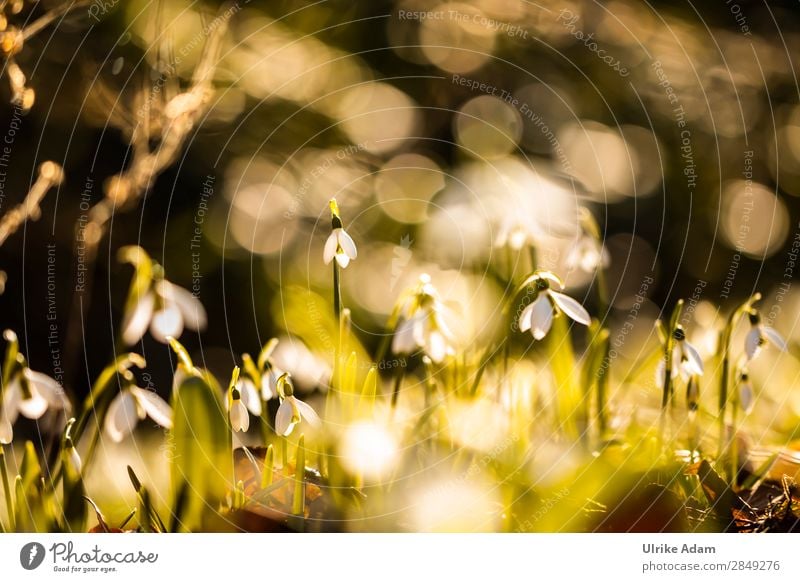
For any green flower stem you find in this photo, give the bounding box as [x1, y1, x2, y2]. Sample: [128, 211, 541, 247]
[292, 435, 306, 525]
[717, 293, 760, 470]
[333, 261, 342, 322]
[659, 300, 683, 452]
[730, 394, 740, 487]
[390, 365, 405, 409]
[0, 447, 15, 531]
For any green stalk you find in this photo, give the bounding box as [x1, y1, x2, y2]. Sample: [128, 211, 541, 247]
[292, 435, 306, 519]
[261, 444, 274, 489]
[0, 447, 14, 531]
[390, 366, 405, 409]
[717, 293, 760, 465]
[333, 261, 342, 322]
[659, 301, 684, 451]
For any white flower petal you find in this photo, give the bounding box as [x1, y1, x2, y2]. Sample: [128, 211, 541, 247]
[122, 291, 155, 345]
[230, 400, 249, 432]
[275, 399, 295, 436]
[237, 379, 262, 416]
[549, 291, 591, 326]
[150, 306, 184, 343]
[323, 231, 339, 265]
[518, 301, 535, 333]
[744, 327, 761, 360]
[166, 281, 207, 332]
[392, 317, 418, 355]
[2, 379, 21, 426]
[293, 397, 321, 428]
[529, 295, 554, 340]
[739, 382, 754, 414]
[261, 369, 280, 401]
[427, 330, 447, 363]
[334, 252, 351, 269]
[25, 370, 67, 411]
[16, 385, 49, 420]
[681, 341, 704, 376]
[761, 326, 787, 352]
[131, 387, 173, 429]
[337, 229, 358, 260]
[104, 391, 140, 443]
[654, 358, 665, 391]
[0, 413, 12, 444]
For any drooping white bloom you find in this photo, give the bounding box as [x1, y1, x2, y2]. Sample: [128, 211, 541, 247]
[494, 215, 541, 251]
[104, 386, 173, 443]
[744, 313, 786, 361]
[323, 227, 358, 268]
[229, 397, 250, 433]
[0, 369, 70, 444]
[517, 273, 591, 340]
[655, 328, 705, 389]
[274, 373, 320, 436]
[565, 235, 609, 273]
[391, 274, 455, 363]
[122, 279, 207, 345]
[738, 372, 754, 414]
[275, 394, 321, 436]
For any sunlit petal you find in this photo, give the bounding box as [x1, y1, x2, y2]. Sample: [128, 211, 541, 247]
[293, 396, 321, 428]
[323, 231, 338, 265]
[261, 370, 280, 401]
[392, 317, 418, 354]
[167, 281, 207, 332]
[131, 387, 173, 429]
[739, 381, 754, 414]
[549, 291, 591, 326]
[104, 391, 140, 443]
[150, 306, 184, 343]
[337, 229, 358, 260]
[122, 292, 155, 345]
[237, 379, 262, 416]
[518, 301, 535, 333]
[275, 399, 295, 436]
[0, 413, 12, 444]
[681, 341, 704, 376]
[230, 399, 250, 432]
[529, 295, 553, 340]
[744, 328, 761, 360]
[334, 252, 351, 269]
[761, 326, 787, 352]
[25, 370, 67, 411]
[16, 386, 49, 420]
[427, 330, 447, 363]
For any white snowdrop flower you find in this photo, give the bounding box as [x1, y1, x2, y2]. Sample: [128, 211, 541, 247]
[565, 235, 609, 273]
[517, 272, 591, 340]
[655, 327, 704, 389]
[234, 378, 263, 416]
[323, 228, 358, 268]
[104, 386, 173, 443]
[744, 312, 786, 361]
[494, 216, 540, 251]
[391, 274, 455, 363]
[229, 390, 250, 433]
[0, 369, 69, 444]
[122, 278, 207, 345]
[323, 198, 357, 268]
[737, 371, 754, 414]
[274, 374, 320, 437]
